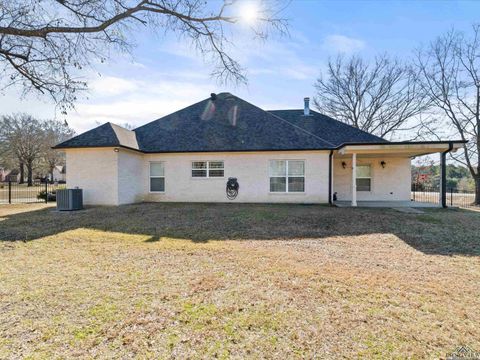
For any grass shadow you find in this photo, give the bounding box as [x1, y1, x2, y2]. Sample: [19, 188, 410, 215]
[0, 203, 479, 256]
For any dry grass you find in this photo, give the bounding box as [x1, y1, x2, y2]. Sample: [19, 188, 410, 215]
[0, 203, 479, 359]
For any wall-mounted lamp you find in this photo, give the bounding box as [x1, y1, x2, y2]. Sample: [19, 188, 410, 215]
[342, 161, 347, 169]
[114, 148, 120, 152]
[380, 160, 386, 168]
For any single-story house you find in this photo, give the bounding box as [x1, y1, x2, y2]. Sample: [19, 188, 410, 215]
[52, 165, 66, 182]
[0, 167, 8, 182]
[54, 92, 465, 207]
[3, 169, 20, 183]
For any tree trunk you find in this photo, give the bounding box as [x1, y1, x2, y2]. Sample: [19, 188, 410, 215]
[475, 176, 480, 205]
[19, 162, 25, 184]
[27, 161, 33, 187]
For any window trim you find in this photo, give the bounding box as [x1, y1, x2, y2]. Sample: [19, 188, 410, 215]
[149, 161, 165, 193]
[356, 164, 372, 192]
[191, 160, 225, 179]
[268, 159, 306, 193]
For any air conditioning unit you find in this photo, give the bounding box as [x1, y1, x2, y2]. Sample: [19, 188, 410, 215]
[56, 189, 83, 211]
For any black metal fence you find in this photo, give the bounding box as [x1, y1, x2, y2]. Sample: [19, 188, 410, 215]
[411, 183, 479, 208]
[0, 181, 64, 204]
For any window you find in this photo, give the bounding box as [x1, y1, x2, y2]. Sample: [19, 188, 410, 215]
[356, 165, 371, 191]
[192, 161, 224, 178]
[150, 162, 165, 192]
[269, 160, 305, 193]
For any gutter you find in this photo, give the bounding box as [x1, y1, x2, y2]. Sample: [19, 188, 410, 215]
[334, 140, 467, 151]
[328, 150, 333, 206]
[53, 140, 468, 154]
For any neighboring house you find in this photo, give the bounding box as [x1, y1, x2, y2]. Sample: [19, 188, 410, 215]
[0, 167, 7, 182]
[4, 169, 20, 183]
[52, 165, 66, 182]
[54, 92, 465, 206]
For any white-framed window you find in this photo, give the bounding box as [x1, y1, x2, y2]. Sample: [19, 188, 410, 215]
[269, 160, 305, 193]
[192, 161, 224, 178]
[150, 162, 165, 192]
[356, 165, 371, 191]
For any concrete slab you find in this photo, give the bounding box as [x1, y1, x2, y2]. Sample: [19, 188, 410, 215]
[334, 201, 439, 208]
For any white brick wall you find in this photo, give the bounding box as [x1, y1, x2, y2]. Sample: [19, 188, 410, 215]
[66, 148, 119, 205]
[333, 157, 411, 202]
[65, 148, 412, 205]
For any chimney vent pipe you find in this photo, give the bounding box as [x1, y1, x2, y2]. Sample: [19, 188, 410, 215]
[304, 97, 310, 116]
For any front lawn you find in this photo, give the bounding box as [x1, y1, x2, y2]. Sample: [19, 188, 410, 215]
[0, 203, 479, 358]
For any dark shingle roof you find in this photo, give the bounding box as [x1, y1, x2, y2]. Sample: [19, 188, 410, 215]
[55, 122, 139, 150]
[55, 92, 387, 152]
[267, 110, 386, 147]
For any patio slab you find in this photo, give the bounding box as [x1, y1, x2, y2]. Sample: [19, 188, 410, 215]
[334, 201, 440, 208]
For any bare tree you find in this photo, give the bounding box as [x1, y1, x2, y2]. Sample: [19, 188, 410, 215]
[313, 54, 430, 139]
[0, 138, 17, 175]
[0, 114, 45, 186]
[41, 120, 75, 181]
[416, 25, 480, 204]
[0, 0, 287, 112]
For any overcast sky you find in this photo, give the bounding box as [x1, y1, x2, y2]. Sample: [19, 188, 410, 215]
[1, 0, 479, 134]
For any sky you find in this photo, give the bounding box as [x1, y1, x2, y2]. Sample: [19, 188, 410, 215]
[1, 0, 480, 134]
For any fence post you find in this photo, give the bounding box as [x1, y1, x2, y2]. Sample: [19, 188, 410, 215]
[45, 180, 48, 204]
[413, 183, 416, 201]
[450, 188, 453, 207]
[8, 180, 11, 204]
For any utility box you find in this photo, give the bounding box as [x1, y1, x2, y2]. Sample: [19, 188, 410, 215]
[56, 189, 83, 211]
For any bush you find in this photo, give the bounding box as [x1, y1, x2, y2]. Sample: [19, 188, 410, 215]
[37, 190, 57, 201]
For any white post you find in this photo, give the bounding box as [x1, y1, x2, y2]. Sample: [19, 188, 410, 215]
[331, 153, 334, 203]
[351, 153, 357, 207]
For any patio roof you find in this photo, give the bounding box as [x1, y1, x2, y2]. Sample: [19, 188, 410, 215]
[336, 141, 466, 158]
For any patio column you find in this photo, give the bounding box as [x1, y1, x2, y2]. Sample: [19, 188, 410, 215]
[329, 151, 334, 205]
[440, 142, 453, 208]
[351, 153, 357, 207]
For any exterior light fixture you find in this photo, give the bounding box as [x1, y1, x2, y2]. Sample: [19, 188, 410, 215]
[381, 160, 386, 168]
[342, 161, 347, 169]
[114, 148, 120, 152]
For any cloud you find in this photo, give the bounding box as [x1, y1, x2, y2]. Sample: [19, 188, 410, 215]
[238, 35, 319, 80]
[323, 35, 365, 53]
[66, 74, 215, 133]
[89, 76, 139, 96]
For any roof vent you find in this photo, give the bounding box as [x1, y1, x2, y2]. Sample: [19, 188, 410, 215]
[210, 93, 217, 101]
[304, 97, 310, 116]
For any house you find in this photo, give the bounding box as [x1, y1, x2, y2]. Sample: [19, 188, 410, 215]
[0, 167, 7, 182]
[3, 169, 20, 183]
[52, 165, 66, 182]
[54, 92, 465, 207]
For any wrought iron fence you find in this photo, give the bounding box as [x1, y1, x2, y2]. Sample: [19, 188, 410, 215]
[0, 181, 64, 204]
[411, 183, 478, 208]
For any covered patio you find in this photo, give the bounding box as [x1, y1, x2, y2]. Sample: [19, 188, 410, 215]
[329, 141, 466, 208]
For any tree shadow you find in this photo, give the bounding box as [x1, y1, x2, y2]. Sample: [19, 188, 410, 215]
[0, 203, 479, 256]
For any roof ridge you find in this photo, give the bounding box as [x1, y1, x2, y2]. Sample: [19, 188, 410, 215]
[268, 109, 387, 143]
[263, 108, 338, 147]
[133, 96, 213, 132]
[220, 95, 335, 147]
[309, 110, 387, 142]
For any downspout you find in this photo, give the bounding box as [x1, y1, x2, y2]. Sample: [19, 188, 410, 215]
[328, 150, 333, 206]
[441, 142, 454, 208]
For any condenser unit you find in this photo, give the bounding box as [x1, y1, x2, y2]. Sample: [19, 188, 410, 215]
[56, 189, 83, 211]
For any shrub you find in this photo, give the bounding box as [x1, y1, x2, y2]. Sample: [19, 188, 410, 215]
[37, 190, 57, 201]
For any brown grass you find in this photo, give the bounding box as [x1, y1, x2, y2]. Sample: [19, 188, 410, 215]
[0, 203, 479, 359]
